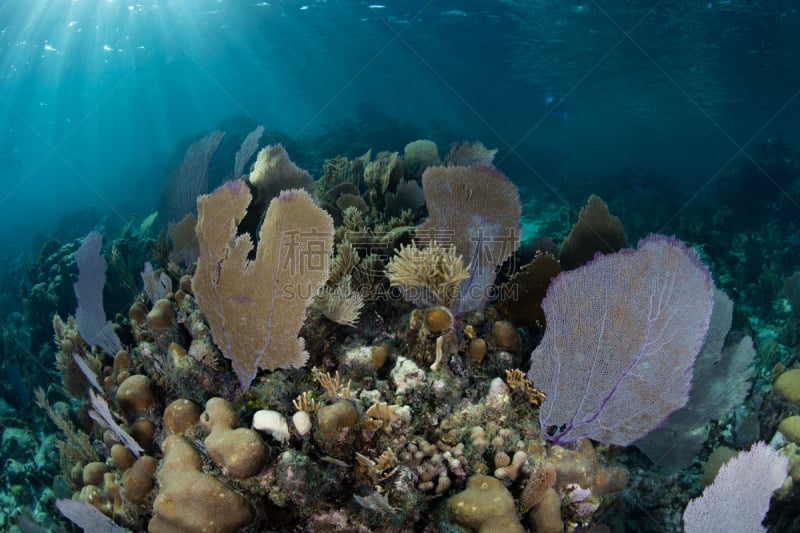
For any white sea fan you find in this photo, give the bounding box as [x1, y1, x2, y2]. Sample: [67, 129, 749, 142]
[88, 390, 144, 457]
[141, 261, 172, 303]
[683, 441, 788, 533]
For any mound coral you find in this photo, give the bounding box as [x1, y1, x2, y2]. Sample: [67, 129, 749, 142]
[447, 475, 524, 533]
[200, 398, 268, 479]
[150, 436, 255, 533]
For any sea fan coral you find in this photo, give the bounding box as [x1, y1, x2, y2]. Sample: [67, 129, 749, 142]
[192, 181, 334, 389]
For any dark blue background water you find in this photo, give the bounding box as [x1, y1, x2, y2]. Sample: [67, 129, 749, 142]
[1, 0, 798, 256]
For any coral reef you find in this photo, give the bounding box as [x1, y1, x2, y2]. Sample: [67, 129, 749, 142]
[4, 134, 799, 532]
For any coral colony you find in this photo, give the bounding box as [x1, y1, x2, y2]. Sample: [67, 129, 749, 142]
[27, 133, 797, 532]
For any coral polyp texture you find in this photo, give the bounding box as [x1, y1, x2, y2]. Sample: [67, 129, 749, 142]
[26, 137, 796, 533]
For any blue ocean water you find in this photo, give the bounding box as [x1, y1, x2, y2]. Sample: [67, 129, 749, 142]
[2, 0, 797, 252]
[1, 0, 799, 531]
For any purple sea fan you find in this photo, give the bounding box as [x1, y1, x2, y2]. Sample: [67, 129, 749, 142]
[528, 235, 714, 447]
[417, 163, 521, 315]
[74, 231, 123, 355]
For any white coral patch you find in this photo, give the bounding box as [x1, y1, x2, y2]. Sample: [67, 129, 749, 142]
[252, 409, 290, 442]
